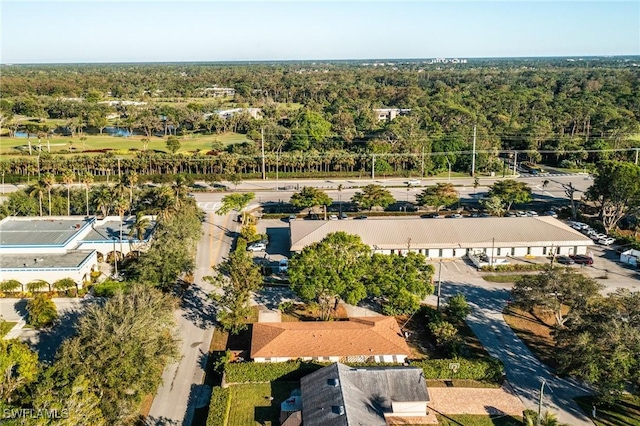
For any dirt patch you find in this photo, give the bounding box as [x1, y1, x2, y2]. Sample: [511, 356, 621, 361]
[503, 306, 559, 369]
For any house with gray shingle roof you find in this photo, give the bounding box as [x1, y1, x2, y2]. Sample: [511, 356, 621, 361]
[299, 362, 430, 426]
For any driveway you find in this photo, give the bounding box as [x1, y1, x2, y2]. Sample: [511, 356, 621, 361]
[430, 261, 594, 425]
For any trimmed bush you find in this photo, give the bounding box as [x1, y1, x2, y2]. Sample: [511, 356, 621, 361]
[481, 263, 548, 272]
[224, 361, 325, 383]
[411, 358, 504, 382]
[93, 280, 128, 297]
[206, 387, 230, 426]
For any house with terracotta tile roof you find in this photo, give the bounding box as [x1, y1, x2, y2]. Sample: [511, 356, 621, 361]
[250, 316, 411, 363]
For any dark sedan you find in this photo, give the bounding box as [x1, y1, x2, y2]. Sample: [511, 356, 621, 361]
[570, 255, 594, 265]
[556, 255, 575, 265]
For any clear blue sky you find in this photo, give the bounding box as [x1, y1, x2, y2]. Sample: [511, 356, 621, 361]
[1, 1, 638, 64]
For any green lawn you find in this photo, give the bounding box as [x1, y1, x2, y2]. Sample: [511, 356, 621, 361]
[435, 413, 523, 426]
[575, 395, 640, 426]
[0, 132, 249, 156]
[227, 382, 299, 426]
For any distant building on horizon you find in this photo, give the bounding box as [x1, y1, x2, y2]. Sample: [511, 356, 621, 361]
[373, 108, 411, 122]
[198, 86, 235, 97]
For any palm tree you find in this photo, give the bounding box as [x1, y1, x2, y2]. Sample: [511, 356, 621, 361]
[124, 171, 138, 207]
[0, 279, 22, 294]
[29, 181, 46, 216]
[62, 169, 75, 216]
[129, 212, 150, 241]
[80, 171, 94, 216]
[42, 172, 56, 216]
[95, 185, 114, 218]
[114, 197, 130, 255]
[172, 175, 189, 208]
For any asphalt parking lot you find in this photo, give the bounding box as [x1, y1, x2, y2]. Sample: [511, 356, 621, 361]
[253, 218, 291, 273]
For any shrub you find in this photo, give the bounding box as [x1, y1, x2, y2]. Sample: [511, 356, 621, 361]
[93, 280, 128, 297]
[481, 263, 548, 272]
[26, 294, 58, 328]
[206, 387, 230, 426]
[446, 294, 471, 323]
[411, 358, 504, 382]
[278, 301, 296, 314]
[224, 361, 325, 383]
[428, 320, 461, 356]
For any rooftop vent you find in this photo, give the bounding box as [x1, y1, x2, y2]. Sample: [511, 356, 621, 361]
[332, 405, 345, 415]
[327, 378, 339, 387]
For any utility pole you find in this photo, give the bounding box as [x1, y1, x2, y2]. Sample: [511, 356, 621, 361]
[371, 154, 375, 180]
[491, 237, 495, 267]
[635, 148, 639, 165]
[436, 259, 443, 311]
[117, 158, 121, 178]
[513, 151, 518, 176]
[261, 127, 266, 180]
[471, 125, 477, 177]
[421, 145, 425, 178]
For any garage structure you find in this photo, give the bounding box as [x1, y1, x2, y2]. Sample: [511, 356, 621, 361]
[289, 217, 594, 260]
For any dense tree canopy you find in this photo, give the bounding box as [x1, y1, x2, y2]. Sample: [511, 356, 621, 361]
[290, 186, 332, 210]
[351, 184, 396, 210]
[415, 183, 459, 211]
[511, 267, 603, 327]
[586, 160, 640, 232]
[205, 249, 263, 334]
[487, 179, 532, 212]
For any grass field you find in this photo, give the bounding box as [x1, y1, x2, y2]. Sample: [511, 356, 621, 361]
[0, 132, 250, 156]
[435, 413, 523, 425]
[227, 382, 299, 426]
[575, 395, 640, 426]
[502, 306, 559, 370]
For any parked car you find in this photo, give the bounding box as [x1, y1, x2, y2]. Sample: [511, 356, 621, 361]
[288, 214, 297, 221]
[506, 212, 517, 217]
[339, 212, 348, 220]
[354, 215, 368, 220]
[592, 233, 607, 241]
[526, 211, 539, 217]
[556, 255, 575, 265]
[516, 211, 527, 217]
[278, 258, 289, 273]
[247, 242, 267, 252]
[329, 214, 338, 220]
[544, 211, 558, 218]
[422, 213, 440, 218]
[445, 214, 462, 218]
[479, 212, 492, 217]
[570, 255, 594, 265]
[598, 237, 615, 245]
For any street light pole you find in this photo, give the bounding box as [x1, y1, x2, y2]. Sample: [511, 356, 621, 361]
[113, 238, 118, 276]
[436, 259, 443, 311]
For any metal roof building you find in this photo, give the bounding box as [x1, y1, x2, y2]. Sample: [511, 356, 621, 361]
[290, 216, 594, 259]
[0, 216, 155, 287]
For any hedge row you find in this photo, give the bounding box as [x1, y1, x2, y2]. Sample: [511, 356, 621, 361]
[224, 361, 325, 383]
[410, 358, 504, 382]
[206, 387, 230, 426]
[481, 263, 548, 272]
[223, 357, 504, 384]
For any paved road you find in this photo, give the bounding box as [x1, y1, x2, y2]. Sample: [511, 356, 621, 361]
[430, 261, 593, 425]
[147, 205, 235, 425]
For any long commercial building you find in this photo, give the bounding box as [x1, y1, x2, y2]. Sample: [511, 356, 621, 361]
[0, 215, 155, 288]
[290, 216, 594, 259]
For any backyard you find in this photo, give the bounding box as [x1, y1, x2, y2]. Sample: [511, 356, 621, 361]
[226, 382, 300, 426]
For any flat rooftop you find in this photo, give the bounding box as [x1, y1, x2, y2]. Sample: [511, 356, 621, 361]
[0, 217, 91, 247]
[1, 250, 95, 269]
[290, 216, 594, 251]
[82, 217, 155, 242]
